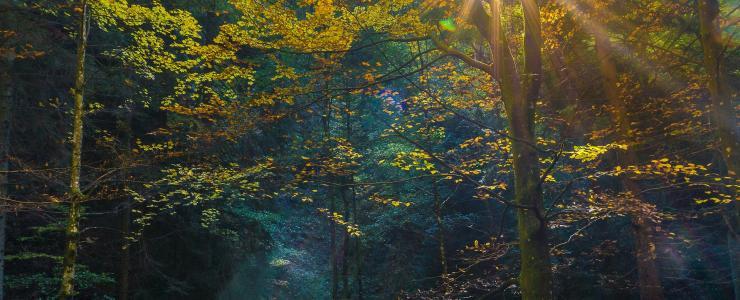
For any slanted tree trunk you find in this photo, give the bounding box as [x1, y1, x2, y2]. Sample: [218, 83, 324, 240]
[59, 1, 89, 298]
[697, 1, 739, 298]
[0, 47, 15, 300]
[595, 32, 664, 300]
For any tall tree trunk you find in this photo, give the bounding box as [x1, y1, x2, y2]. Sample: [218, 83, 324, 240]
[340, 98, 357, 299]
[595, 32, 664, 300]
[0, 48, 14, 300]
[697, 1, 739, 298]
[518, 1, 552, 298]
[444, 0, 552, 297]
[59, 1, 89, 298]
[507, 80, 551, 300]
[490, 1, 553, 298]
[321, 94, 339, 300]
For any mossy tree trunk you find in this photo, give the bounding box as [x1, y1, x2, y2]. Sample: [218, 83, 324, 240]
[59, 0, 89, 298]
[493, 1, 553, 298]
[436, 0, 553, 297]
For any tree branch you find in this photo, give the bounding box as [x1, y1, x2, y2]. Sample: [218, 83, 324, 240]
[432, 36, 494, 75]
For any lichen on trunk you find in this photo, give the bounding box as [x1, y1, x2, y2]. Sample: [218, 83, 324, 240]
[58, 0, 89, 298]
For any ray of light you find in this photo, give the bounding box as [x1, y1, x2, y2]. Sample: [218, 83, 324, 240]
[555, 0, 684, 92]
[460, 0, 476, 20]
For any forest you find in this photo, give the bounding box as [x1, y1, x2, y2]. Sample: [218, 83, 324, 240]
[0, 0, 738, 299]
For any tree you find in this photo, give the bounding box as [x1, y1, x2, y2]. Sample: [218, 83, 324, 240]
[57, 0, 90, 297]
[698, 0, 739, 298]
[434, 0, 553, 297]
[595, 30, 664, 300]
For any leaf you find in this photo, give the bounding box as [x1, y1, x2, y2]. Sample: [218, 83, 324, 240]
[439, 18, 456, 32]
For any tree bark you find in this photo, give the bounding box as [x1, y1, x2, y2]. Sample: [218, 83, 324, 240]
[445, 0, 553, 297]
[59, 1, 88, 298]
[321, 94, 339, 300]
[697, 1, 739, 299]
[492, 1, 553, 298]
